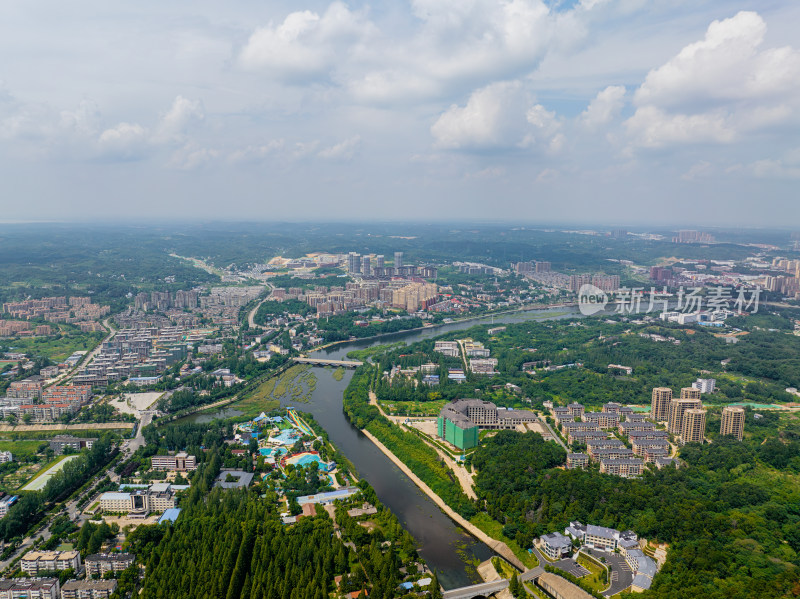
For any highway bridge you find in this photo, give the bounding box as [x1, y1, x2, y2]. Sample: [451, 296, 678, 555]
[293, 357, 363, 368]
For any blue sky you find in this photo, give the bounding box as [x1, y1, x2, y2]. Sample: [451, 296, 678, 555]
[1, 1, 799, 225]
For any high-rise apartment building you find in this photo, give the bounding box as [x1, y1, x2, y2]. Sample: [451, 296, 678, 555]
[650, 388, 672, 422]
[361, 256, 371, 277]
[348, 252, 361, 275]
[720, 406, 745, 441]
[680, 387, 702, 400]
[681, 409, 706, 444]
[668, 398, 702, 435]
[394, 251, 403, 270]
[376, 255, 384, 269]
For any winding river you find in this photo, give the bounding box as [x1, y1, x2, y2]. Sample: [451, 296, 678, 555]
[183, 306, 581, 588]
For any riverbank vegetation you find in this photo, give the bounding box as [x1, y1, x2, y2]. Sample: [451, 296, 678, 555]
[343, 367, 475, 517]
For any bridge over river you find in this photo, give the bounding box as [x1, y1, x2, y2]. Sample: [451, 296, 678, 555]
[442, 565, 545, 599]
[293, 357, 363, 368]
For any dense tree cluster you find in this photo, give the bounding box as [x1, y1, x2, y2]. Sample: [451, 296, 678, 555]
[471, 433, 800, 599]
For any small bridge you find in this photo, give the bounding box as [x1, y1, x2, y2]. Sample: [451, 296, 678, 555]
[442, 566, 544, 599]
[442, 580, 508, 599]
[293, 357, 363, 368]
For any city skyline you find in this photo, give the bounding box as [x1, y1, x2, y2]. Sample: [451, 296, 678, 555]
[1, 1, 799, 224]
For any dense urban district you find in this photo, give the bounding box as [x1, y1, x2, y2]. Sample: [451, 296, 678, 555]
[0, 223, 799, 599]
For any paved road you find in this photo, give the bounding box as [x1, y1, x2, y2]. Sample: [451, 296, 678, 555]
[247, 284, 274, 328]
[537, 414, 568, 451]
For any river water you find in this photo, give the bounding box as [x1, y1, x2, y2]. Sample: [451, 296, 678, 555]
[183, 306, 580, 588]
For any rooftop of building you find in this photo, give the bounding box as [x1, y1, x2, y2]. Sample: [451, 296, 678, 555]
[85, 553, 134, 562]
[538, 572, 594, 599]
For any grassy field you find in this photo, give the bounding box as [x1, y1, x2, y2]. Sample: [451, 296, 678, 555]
[492, 556, 520, 578]
[1, 329, 104, 362]
[230, 365, 318, 419]
[0, 439, 44, 458]
[381, 400, 446, 417]
[576, 552, 608, 594]
[470, 513, 539, 569]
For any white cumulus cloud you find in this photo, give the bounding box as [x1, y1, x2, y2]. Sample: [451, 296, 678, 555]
[626, 11, 800, 148]
[431, 81, 560, 151]
[580, 85, 626, 129]
[239, 2, 373, 82]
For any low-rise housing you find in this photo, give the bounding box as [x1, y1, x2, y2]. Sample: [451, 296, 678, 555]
[566, 453, 589, 469]
[0, 578, 59, 599]
[60, 579, 118, 599]
[600, 458, 644, 478]
[49, 436, 97, 455]
[583, 412, 620, 429]
[539, 532, 573, 560]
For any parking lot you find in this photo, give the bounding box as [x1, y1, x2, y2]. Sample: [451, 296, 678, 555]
[582, 547, 634, 596]
[552, 557, 590, 578]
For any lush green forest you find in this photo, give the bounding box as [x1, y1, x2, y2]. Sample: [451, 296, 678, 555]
[471, 431, 800, 599]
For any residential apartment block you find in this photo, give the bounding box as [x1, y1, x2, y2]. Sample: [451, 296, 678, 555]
[720, 406, 745, 441]
[61, 580, 117, 599]
[599, 458, 644, 478]
[650, 387, 672, 422]
[668, 398, 702, 435]
[681, 409, 707, 444]
[566, 453, 589, 469]
[0, 578, 59, 599]
[49, 436, 97, 455]
[84, 554, 135, 577]
[20, 550, 81, 575]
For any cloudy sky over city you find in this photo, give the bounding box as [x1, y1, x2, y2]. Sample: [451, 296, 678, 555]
[1, 0, 799, 224]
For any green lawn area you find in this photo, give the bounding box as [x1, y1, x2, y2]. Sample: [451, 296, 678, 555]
[57, 543, 74, 551]
[492, 556, 520, 578]
[0, 439, 44, 458]
[576, 552, 608, 594]
[381, 400, 446, 416]
[470, 512, 538, 568]
[2, 330, 104, 362]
